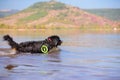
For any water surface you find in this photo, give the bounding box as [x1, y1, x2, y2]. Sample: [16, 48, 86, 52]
[0, 29, 120, 80]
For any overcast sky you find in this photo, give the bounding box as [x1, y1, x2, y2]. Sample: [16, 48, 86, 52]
[0, 0, 120, 10]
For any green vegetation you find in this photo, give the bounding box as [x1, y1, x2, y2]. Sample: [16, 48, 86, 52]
[0, 23, 118, 30]
[50, 2, 66, 10]
[19, 11, 47, 23]
[57, 12, 67, 19]
[0, 24, 10, 28]
[23, 1, 66, 12]
[84, 9, 120, 21]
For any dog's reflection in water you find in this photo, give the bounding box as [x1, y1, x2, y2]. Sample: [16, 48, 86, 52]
[3, 48, 61, 70]
[0, 48, 16, 56]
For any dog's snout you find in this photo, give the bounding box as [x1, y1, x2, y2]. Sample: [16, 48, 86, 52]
[60, 40, 62, 44]
[58, 40, 62, 45]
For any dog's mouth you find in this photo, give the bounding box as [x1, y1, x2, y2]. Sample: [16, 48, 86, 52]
[57, 40, 62, 46]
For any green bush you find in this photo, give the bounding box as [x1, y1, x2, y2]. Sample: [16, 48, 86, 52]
[19, 11, 48, 23]
[0, 24, 9, 29]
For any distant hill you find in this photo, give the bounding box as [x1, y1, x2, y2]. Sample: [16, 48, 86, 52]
[0, 1, 119, 29]
[0, 9, 19, 18]
[84, 9, 120, 21]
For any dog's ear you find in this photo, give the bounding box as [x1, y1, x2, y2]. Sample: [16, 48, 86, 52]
[47, 37, 56, 46]
[47, 37, 52, 42]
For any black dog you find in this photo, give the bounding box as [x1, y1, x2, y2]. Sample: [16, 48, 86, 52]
[3, 35, 62, 54]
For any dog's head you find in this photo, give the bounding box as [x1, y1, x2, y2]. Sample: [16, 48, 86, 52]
[46, 35, 62, 47]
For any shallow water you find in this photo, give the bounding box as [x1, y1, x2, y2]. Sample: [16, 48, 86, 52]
[0, 29, 120, 80]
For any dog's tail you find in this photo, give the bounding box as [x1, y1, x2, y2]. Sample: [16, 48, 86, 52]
[3, 35, 19, 49]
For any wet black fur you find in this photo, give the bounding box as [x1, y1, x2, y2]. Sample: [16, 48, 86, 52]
[3, 35, 62, 54]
